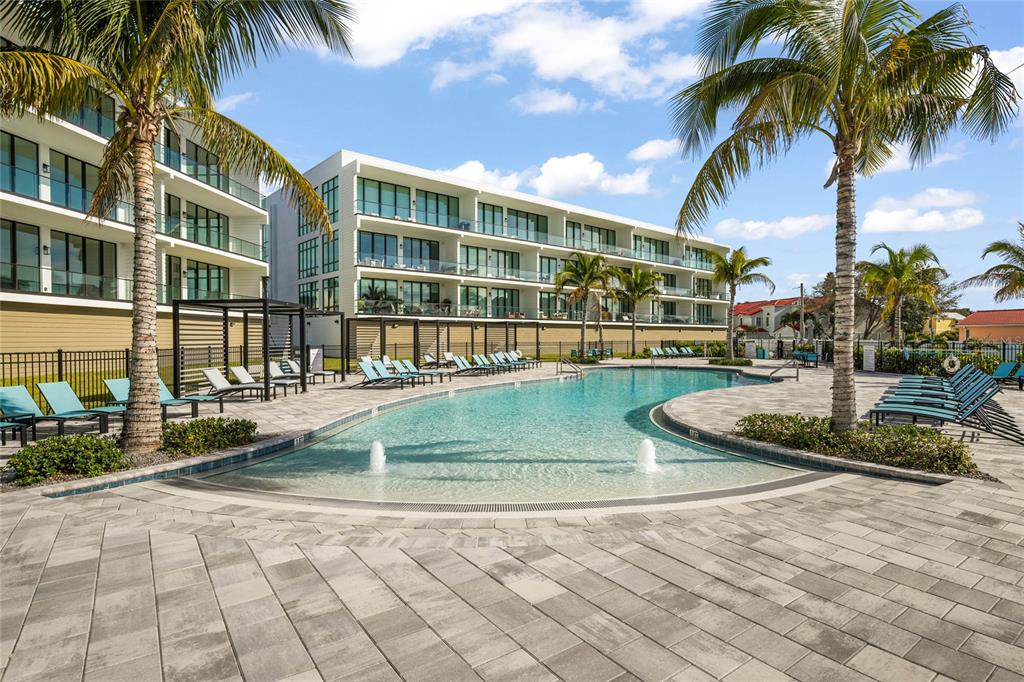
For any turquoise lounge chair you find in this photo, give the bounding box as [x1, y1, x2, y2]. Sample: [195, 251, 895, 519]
[104, 378, 223, 419]
[397, 359, 451, 382]
[26, 382, 124, 435]
[372, 359, 427, 385]
[992, 362, 1019, 384]
[352, 360, 411, 389]
[452, 356, 493, 375]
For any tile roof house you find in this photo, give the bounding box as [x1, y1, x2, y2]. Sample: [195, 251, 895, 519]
[956, 309, 1024, 342]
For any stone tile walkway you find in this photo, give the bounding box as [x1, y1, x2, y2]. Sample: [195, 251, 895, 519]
[2, 361, 1023, 681]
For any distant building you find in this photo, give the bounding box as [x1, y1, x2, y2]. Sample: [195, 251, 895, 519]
[956, 309, 1024, 342]
[929, 311, 964, 336]
[733, 297, 803, 339]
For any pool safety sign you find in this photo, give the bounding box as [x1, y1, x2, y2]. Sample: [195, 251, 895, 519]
[863, 345, 875, 372]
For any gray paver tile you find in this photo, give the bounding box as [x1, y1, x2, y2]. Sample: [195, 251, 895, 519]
[846, 644, 936, 682]
[904, 638, 995, 682]
[607, 636, 689, 682]
[476, 649, 556, 682]
[670, 631, 750, 679]
[545, 642, 624, 682]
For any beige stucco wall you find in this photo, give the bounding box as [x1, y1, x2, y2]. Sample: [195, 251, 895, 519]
[958, 324, 1024, 342]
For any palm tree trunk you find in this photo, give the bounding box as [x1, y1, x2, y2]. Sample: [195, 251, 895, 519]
[579, 309, 587, 358]
[631, 310, 637, 357]
[726, 287, 736, 360]
[121, 139, 162, 455]
[832, 147, 858, 433]
[894, 295, 903, 345]
[595, 293, 605, 355]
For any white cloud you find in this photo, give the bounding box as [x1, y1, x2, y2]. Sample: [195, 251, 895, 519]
[215, 92, 255, 113]
[511, 88, 581, 115]
[991, 46, 1024, 125]
[874, 142, 963, 174]
[529, 152, 651, 197]
[327, 0, 518, 68]
[713, 214, 831, 240]
[483, 73, 508, 86]
[436, 160, 525, 191]
[431, 60, 492, 90]
[627, 138, 679, 162]
[785, 272, 827, 289]
[863, 187, 984, 233]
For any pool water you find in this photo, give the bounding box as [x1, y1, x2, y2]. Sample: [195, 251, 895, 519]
[206, 368, 798, 503]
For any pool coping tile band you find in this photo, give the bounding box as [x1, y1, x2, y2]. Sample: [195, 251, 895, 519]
[27, 365, 952, 504]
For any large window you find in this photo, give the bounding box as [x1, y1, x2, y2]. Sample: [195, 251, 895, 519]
[507, 209, 548, 241]
[357, 231, 398, 266]
[50, 230, 118, 299]
[416, 190, 460, 227]
[633, 235, 669, 260]
[359, 278, 399, 313]
[322, 277, 339, 311]
[162, 128, 181, 168]
[163, 255, 182, 304]
[298, 238, 318, 278]
[187, 201, 229, 249]
[186, 260, 229, 300]
[185, 140, 228, 191]
[64, 87, 115, 138]
[490, 250, 519, 279]
[540, 256, 558, 283]
[460, 245, 487, 275]
[321, 176, 339, 222]
[490, 288, 520, 317]
[540, 292, 567, 318]
[403, 237, 439, 269]
[1, 132, 39, 198]
[0, 219, 40, 292]
[459, 286, 486, 316]
[694, 277, 712, 298]
[298, 281, 319, 309]
[695, 303, 713, 324]
[662, 273, 677, 288]
[322, 234, 338, 273]
[568, 221, 617, 250]
[49, 150, 99, 213]
[661, 301, 677, 319]
[404, 281, 440, 312]
[686, 246, 712, 270]
[357, 178, 411, 220]
[477, 203, 503, 234]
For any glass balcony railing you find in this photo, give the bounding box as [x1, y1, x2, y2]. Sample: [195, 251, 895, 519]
[1, 261, 131, 301]
[1, 162, 134, 223]
[153, 143, 265, 208]
[355, 200, 714, 271]
[60, 108, 115, 138]
[356, 254, 548, 283]
[157, 214, 265, 260]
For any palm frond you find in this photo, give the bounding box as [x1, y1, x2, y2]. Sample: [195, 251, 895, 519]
[89, 123, 135, 220]
[178, 106, 331, 236]
[0, 49, 124, 118]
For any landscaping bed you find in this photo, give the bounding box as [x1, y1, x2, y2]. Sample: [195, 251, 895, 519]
[2, 418, 259, 488]
[734, 413, 994, 479]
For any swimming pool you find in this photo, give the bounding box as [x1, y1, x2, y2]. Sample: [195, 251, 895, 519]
[205, 368, 800, 504]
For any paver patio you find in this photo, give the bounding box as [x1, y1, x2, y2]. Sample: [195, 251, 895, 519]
[2, 360, 1023, 681]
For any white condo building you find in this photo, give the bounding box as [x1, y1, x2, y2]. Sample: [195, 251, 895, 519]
[266, 151, 730, 348]
[0, 34, 269, 352]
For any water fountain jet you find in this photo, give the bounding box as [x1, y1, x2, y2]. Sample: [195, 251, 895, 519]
[635, 438, 658, 473]
[369, 440, 386, 473]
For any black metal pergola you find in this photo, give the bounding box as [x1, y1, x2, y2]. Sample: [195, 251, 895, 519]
[171, 297, 309, 401]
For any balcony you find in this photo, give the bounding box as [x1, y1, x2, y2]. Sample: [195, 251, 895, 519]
[355, 200, 714, 271]
[157, 215, 265, 260]
[356, 254, 550, 284]
[154, 143, 265, 208]
[1, 261, 131, 301]
[2, 162, 135, 223]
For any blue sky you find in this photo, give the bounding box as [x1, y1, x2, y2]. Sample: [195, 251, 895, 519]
[219, 0, 1024, 310]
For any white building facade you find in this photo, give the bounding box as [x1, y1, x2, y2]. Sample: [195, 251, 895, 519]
[266, 151, 730, 345]
[0, 44, 269, 351]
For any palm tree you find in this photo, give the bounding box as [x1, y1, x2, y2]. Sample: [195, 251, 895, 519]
[0, 1, 353, 455]
[709, 248, 775, 360]
[613, 265, 662, 356]
[671, 0, 1018, 432]
[555, 253, 611, 357]
[961, 223, 1024, 302]
[857, 243, 947, 344]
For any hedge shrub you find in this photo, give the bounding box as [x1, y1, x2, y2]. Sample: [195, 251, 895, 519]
[734, 413, 979, 476]
[709, 358, 753, 366]
[5, 434, 125, 485]
[162, 418, 258, 457]
[874, 349, 998, 376]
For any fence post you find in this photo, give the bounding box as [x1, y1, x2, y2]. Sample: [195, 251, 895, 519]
[1002, 341, 1007, 362]
[124, 349, 130, 378]
[57, 349, 64, 382]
